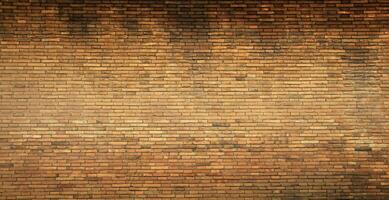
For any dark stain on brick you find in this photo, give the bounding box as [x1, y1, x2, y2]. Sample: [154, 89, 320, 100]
[164, 1, 212, 79]
[0, 23, 6, 35]
[72, 194, 93, 199]
[141, 144, 151, 149]
[14, 83, 27, 88]
[57, 1, 99, 37]
[212, 122, 230, 127]
[195, 161, 211, 167]
[69, 13, 98, 36]
[280, 189, 302, 200]
[340, 171, 372, 193]
[235, 75, 247, 81]
[57, 183, 74, 189]
[326, 138, 346, 151]
[341, 49, 377, 87]
[247, 147, 265, 152]
[30, 148, 44, 154]
[165, 1, 210, 42]
[173, 186, 186, 191]
[9, 145, 23, 150]
[341, 47, 370, 64]
[355, 145, 372, 152]
[0, 163, 14, 168]
[127, 2, 211, 98]
[218, 140, 235, 146]
[128, 155, 141, 160]
[51, 141, 70, 146]
[122, 18, 138, 32]
[85, 176, 102, 181]
[0, 5, 15, 37]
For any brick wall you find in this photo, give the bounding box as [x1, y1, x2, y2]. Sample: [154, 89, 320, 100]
[0, 0, 388, 199]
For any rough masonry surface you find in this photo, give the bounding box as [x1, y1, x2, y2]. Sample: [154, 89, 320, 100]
[0, 0, 388, 199]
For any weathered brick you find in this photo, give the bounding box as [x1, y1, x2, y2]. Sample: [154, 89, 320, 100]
[0, 0, 388, 199]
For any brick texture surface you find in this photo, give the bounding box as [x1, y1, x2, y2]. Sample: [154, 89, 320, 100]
[0, 0, 388, 199]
